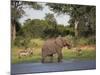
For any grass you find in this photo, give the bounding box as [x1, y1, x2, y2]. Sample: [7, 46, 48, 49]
[11, 47, 96, 64]
[11, 38, 96, 64]
[63, 49, 96, 60]
[11, 47, 41, 64]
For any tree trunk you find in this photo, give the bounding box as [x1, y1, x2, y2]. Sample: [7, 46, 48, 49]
[74, 20, 79, 38]
[12, 23, 16, 41]
[74, 20, 79, 47]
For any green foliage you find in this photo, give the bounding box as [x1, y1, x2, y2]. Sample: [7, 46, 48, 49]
[11, 0, 43, 19]
[14, 17, 95, 48]
[16, 18, 74, 39]
[47, 3, 96, 37]
[75, 37, 96, 46]
[11, 0, 43, 41]
[22, 19, 48, 38]
[13, 36, 23, 47]
[45, 13, 57, 25]
[30, 38, 44, 48]
[43, 13, 58, 37]
[87, 36, 96, 45]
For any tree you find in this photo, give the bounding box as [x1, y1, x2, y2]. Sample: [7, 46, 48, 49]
[44, 13, 57, 29]
[69, 6, 96, 37]
[22, 19, 49, 38]
[44, 13, 59, 37]
[47, 3, 96, 37]
[11, 0, 42, 40]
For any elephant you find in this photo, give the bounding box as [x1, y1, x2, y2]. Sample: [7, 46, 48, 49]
[41, 36, 71, 63]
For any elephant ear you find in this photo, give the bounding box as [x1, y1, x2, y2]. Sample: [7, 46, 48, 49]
[55, 36, 63, 48]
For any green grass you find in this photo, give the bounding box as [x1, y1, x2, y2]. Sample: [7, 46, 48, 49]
[11, 47, 41, 64]
[63, 49, 96, 60]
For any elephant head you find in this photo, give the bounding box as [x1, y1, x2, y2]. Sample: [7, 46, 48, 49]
[55, 36, 71, 49]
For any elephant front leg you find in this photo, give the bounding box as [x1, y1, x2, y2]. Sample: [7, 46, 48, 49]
[57, 53, 63, 62]
[49, 54, 53, 63]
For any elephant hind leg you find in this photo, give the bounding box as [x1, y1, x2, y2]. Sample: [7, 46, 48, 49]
[58, 56, 61, 62]
[41, 56, 45, 63]
[49, 54, 53, 63]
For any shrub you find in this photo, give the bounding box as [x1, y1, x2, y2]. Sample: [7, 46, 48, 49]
[13, 36, 24, 47]
[65, 35, 95, 46]
[87, 36, 96, 45]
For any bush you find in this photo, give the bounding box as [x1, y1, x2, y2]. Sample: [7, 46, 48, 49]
[76, 36, 96, 46]
[77, 37, 89, 45]
[65, 35, 75, 46]
[30, 38, 44, 48]
[13, 36, 31, 48]
[65, 35, 95, 46]
[13, 36, 24, 47]
[87, 36, 96, 45]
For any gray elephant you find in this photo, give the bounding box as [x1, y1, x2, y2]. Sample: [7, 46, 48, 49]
[41, 36, 71, 63]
